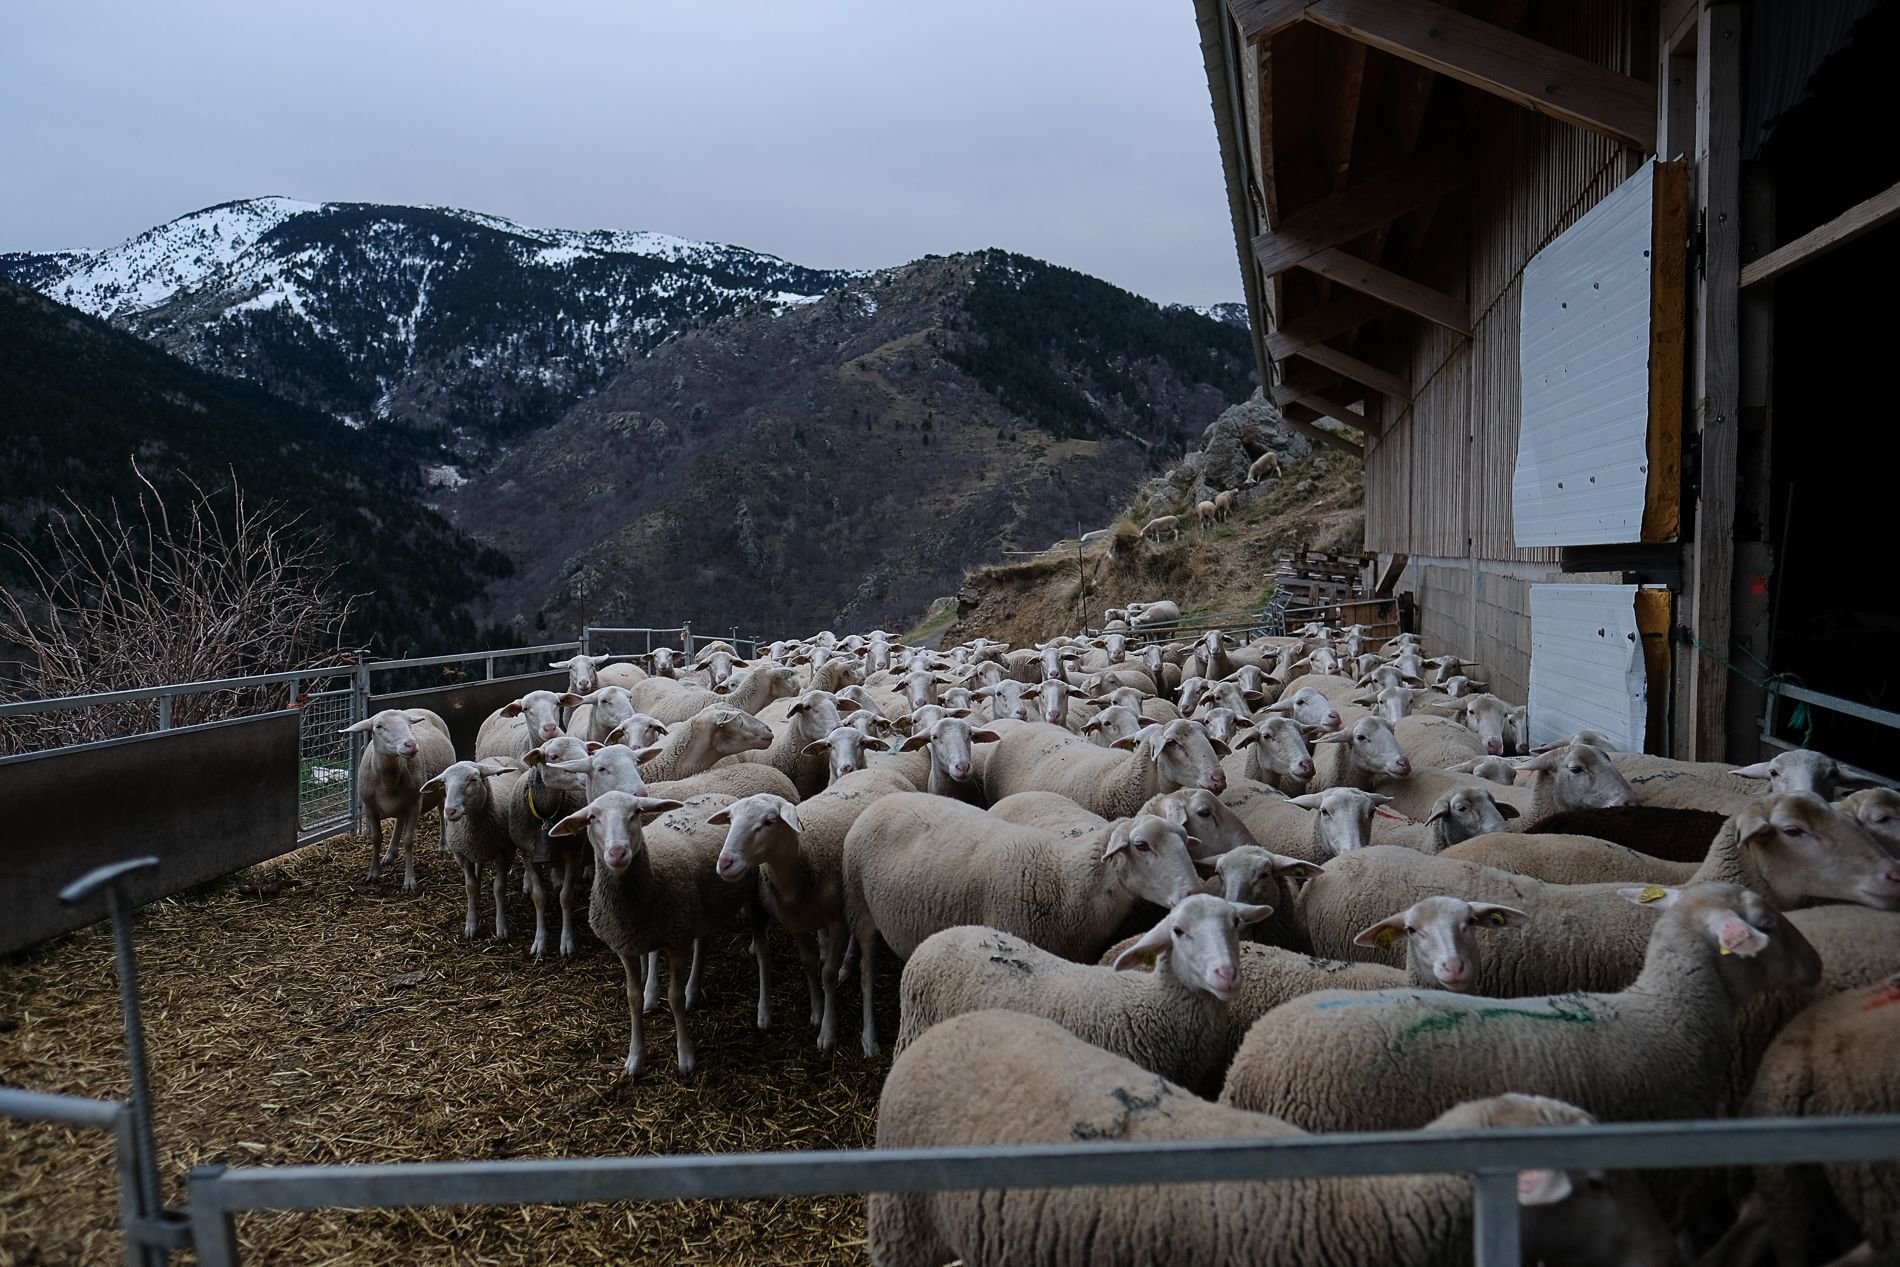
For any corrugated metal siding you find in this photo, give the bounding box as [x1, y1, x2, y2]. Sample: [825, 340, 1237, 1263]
[1528, 583, 1648, 750]
[1513, 160, 1658, 546]
[1363, 0, 1642, 569]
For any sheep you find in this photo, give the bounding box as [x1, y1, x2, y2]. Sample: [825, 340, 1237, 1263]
[1192, 629, 1234, 681]
[649, 763, 800, 804]
[1023, 678, 1072, 728]
[1841, 785, 1900, 853]
[1195, 499, 1217, 535]
[1295, 793, 1900, 997]
[418, 757, 521, 938]
[1357, 684, 1429, 724]
[549, 792, 768, 1079]
[869, 1010, 1676, 1267]
[1225, 785, 1400, 864]
[982, 718, 1227, 819]
[562, 684, 638, 745]
[1242, 448, 1282, 484]
[603, 712, 668, 751]
[637, 706, 773, 783]
[707, 771, 912, 1050]
[891, 715, 1004, 804]
[1731, 747, 1877, 801]
[473, 689, 571, 760]
[1446, 755, 1519, 786]
[1140, 515, 1181, 544]
[628, 665, 798, 723]
[1127, 599, 1181, 626]
[735, 689, 843, 798]
[894, 893, 1275, 1091]
[1197, 705, 1245, 749]
[1784, 904, 1900, 996]
[972, 678, 1036, 723]
[842, 795, 1201, 1054]
[1186, 845, 1323, 948]
[1214, 488, 1236, 521]
[504, 736, 595, 957]
[1442, 833, 1699, 886]
[1223, 716, 1316, 794]
[806, 655, 865, 695]
[689, 642, 739, 688]
[1324, 727, 1637, 828]
[988, 786, 1261, 860]
[1222, 881, 1821, 1137]
[802, 724, 891, 786]
[343, 707, 455, 892]
[1391, 713, 1488, 768]
[1259, 685, 1343, 731]
[1080, 703, 1144, 747]
[1370, 784, 1523, 854]
[550, 651, 616, 695]
[1743, 974, 1900, 1267]
[1504, 704, 1529, 754]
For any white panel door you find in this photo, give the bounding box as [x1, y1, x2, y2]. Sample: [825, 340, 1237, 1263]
[1514, 160, 1656, 547]
[1528, 583, 1646, 752]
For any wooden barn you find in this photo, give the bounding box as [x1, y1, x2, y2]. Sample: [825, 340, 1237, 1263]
[1190, 0, 1899, 774]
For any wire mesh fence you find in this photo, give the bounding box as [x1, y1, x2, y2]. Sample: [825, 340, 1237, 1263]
[295, 686, 355, 840]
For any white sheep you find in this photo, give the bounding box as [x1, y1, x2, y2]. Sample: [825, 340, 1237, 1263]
[1140, 515, 1181, 544]
[982, 719, 1227, 818]
[1079, 703, 1144, 747]
[550, 651, 616, 695]
[802, 724, 892, 786]
[1127, 599, 1182, 625]
[505, 736, 594, 957]
[987, 786, 1260, 859]
[1195, 499, 1217, 535]
[1242, 449, 1282, 485]
[342, 707, 455, 892]
[707, 771, 913, 1050]
[418, 757, 521, 938]
[636, 706, 773, 782]
[842, 795, 1201, 1054]
[562, 684, 638, 745]
[473, 689, 571, 761]
[1224, 716, 1316, 794]
[894, 893, 1274, 1090]
[1222, 881, 1819, 1136]
[628, 665, 799, 724]
[735, 689, 844, 798]
[890, 715, 1004, 803]
[1441, 834, 1700, 887]
[549, 792, 768, 1079]
[870, 1011, 1675, 1267]
[1213, 488, 1235, 521]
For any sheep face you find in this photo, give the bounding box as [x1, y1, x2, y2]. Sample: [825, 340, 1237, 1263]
[1083, 704, 1142, 747]
[1201, 847, 1322, 906]
[422, 758, 516, 823]
[1232, 717, 1314, 784]
[552, 744, 651, 800]
[1265, 687, 1340, 732]
[1150, 787, 1259, 858]
[1197, 706, 1243, 748]
[1423, 787, 1517, 845]
[708, 794, 802, 881]
[606, 712, 669, 751]
[344, 708, 430, 758]
[524, 737, 593, 793]
[1354, 896, 1529, 991]
[1732, 748, 1869, 801]
[576, 685, 635, 734]
[803, 725, 889, 782]
[1113, 894, 1274, 1001]
[1729, 793, 1900, 910]
[899, 717, 1000, 786]
[1317, 716, 1412, 779]
[549, 791, 681, 873]
[550, 652, 612, 695]
[1840, 787, 1900, 854]
[1513, 742, 1635, 810]
[977, 679, 1034, 723]
[705, 708, 773, 757]
[501, 690, 566, 744]
[1144, 720, 1227, 795]
[1028, 679, 1070, 728]
[646, 647, 679, 677]
[1460, 693, 1511, 756]
[1103, 814, 1202, 910]
[1625, 882, 1823, 993]
[1287, 787, 1393, 857]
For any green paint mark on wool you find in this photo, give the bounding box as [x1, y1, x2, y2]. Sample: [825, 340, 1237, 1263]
[1396, 997, 1599, 1050]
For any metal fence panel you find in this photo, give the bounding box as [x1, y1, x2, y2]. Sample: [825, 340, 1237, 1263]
[0, 713, 300, 954]
[370, 672, 570, 762]
[295, 688, 354, 839]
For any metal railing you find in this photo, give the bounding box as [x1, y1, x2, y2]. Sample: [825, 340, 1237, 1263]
[1762, 680, 1900, 788]
[583, 625, 764, 661]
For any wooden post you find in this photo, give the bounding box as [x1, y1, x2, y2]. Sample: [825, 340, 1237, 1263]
[1729, 159, 1775, 760]
[1686, 1, 1741, 760]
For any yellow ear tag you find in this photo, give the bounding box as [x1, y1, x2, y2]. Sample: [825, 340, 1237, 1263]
[1489, 911, 1509, 926]
[1635, 886, 1667, 904]
[1718, 945, 1733, 956]
[1375, 927, 1399, 950]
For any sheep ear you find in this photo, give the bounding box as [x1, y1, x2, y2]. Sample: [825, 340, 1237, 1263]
[1513, 751, 1561, 772]
[1272, 857, 1324, 880]
[1234, 901, 1276, 926]
[898, 734, 933, 753]
[1496, 803, 1520, 819]
[1110, 736, 1142, 751]
[1352, 914, 1407, 950]
[862, 736, 891, 752]
[1467, 903, 1530, 930]
[583, 741, 604, 754]
[1516, 1170, 1573, 1206]
[710, 681, 734, 695]
[558, 692, 587, 708]
[1229, 727, 1261, 750]
[1191, 858, 1220, 878]
[1704, 908, 1771, 957]
[521, 749, 546, 767]
[500, 701, 526, 717]
[549, 657, 575, 669]
[1618, 884, 1683, 909]
[970, 728, 1004, 744]
[419, 773, 446, 796]
[633, 797, 685, 818]
[706, 809, 732, 826]
[548, 807, 592, 837]
[801, 739, 833, 756]
[1103, 823, 1134, 857]
[1313, 730, 1350, 745]
[477, 756, 523, 775]
[1423, 797, 1453, 824]
[632, 745, 665, 763]
[1730, 761, 1775, 779]
[341, 718, 374, 735]
[1286, 794, 1325, 810]
[1112, 919, 1173, 970]
[778, 803, 804, 833]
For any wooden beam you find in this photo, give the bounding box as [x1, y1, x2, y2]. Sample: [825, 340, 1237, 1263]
[1297, 340, 1410, 399]
[1304, 0, 1658, 151]
[1268, 365, 1338, 409]
[1642, 160, 1690, 544]
[1279, 409, 1366, 456]
[1740, 180, 1900, 290]
[1686, 1, 1740, 761]
[1251, 141, 1470, 276]
[1226, 0, 1313, 43]
[1300, 246, 1471, 334]
[1264, 291, 1386, 360]
[1292, 390, 1375, 432]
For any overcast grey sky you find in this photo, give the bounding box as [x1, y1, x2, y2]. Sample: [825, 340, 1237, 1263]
[1, 1, 1243, 306]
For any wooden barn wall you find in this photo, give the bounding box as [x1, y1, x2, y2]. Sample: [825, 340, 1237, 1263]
[1361, 0, 1651, 683]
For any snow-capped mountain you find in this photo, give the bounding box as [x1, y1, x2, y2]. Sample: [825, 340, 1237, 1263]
[2, 198, 856, 450]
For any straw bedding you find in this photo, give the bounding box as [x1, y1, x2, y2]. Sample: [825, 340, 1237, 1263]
[0, 821, 900, 1266]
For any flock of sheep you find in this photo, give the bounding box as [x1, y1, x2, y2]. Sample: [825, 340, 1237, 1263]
[1138, 449, 1282, 543]
[340, 614, 1900, 1267]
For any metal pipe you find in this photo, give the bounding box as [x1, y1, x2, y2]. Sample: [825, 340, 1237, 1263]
[0, 1086, 126, 1128]
[105, 884, 164, 1226]
[1470, 1171, 1520, 1266]
[1774, 682, 1900, 730]
[0, 665, 352, 717]
[156, 695, 171, 731]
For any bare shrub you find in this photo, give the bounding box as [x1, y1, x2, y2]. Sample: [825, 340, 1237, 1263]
[0, 465, 354, 753]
